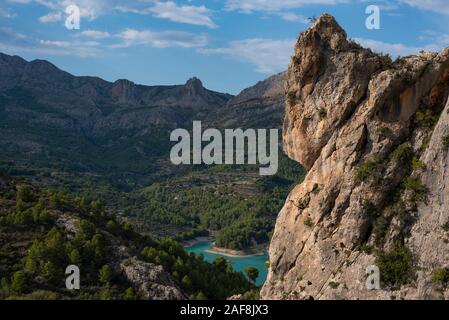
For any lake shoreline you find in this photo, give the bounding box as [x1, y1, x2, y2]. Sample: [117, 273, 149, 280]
[205, 246, 267, 258]
[183, 237, 268, 258]
[184, 240, 269, 286]
[180, 236, 215, 247]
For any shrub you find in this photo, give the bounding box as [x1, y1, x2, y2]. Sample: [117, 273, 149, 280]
[16, 185, 33, 203]
[242, 289, 260, 300]
[195, 291, 207, 300]
[181, 275, 191, 288]
[431, 268, 449, 284]
[414, 109, 438, 128]
[49, 193, 60, 209]
[403, 177, 427, 202]
[244, 267, 259, 284]
[378, 127, 391, 137]
[379, 53, 393, 70]
[304, 217, 314, 228]
[291, 56, 301, 67]
[308, 16, 317, 23]
[99, 287, 112, 300]
[411, 157, 426, 171]
[124, 287, 136, 300]
[360, 244, 373, 254]
[442, 135, 449, 148]
[11, 271, 27, 294]
[328, 281, 339, 289]
[287, 91, 296, 105]
[375, 242, 414, 288]
[98, 265, 113, 285]
[390, 143, 413, 163]
[14, 290, 58, 300]
[318, 108, 327, 119]
[355, 161, 380, 183]
[372, 216, 389, 245]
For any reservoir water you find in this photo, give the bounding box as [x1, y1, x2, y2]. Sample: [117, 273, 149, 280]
[185, 241, 268, 286]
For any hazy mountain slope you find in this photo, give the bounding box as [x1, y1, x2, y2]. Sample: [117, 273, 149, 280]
[212, 72, 286, 129]
[0, 52, 232, 188]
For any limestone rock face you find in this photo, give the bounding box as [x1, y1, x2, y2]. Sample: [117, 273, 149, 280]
[262, 14, 449, 300]
[120, 257, 187, 300]
[282, 15, 382, 170]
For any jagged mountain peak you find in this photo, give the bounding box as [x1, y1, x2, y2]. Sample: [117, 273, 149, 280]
[185, 76, 203, 87]
[184, 76, 204, 95]
[310, 13, 347, 43]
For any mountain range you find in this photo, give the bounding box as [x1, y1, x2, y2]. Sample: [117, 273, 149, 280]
[0, 52, 285, 189]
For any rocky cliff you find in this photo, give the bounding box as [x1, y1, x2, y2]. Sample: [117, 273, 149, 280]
[262, 14, 449, 300]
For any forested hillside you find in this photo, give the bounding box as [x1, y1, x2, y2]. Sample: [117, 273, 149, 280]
[0, 174, 254, 300]
[0, 52, 303, 250]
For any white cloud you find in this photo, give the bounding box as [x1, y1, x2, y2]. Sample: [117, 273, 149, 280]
[28, 0, 110, 20]
[0, 26, 102, 57]
[80, 30, 110, 39]
[418, 30, 449, 48]
[199, 38, 295, 73]
[115, 28, 208, 48]
[278, 12, 309, 22]
[225, 0, 344, 12]
[354, 37, 442, 58]
[16, 0, 217, 28]
[0, 7, 16, 18]
[224, 0, 343, 23]
[39, 11, 62, 23]
[7, 0, 36, 3]
[399, 0, 449, 15]
[150, 1, 216, 28]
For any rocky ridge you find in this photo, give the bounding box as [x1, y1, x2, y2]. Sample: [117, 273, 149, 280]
[262, 14, 449, 300]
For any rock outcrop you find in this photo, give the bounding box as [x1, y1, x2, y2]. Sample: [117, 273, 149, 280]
[262, 14, 449, 300]
[55, 214, 186, 300]
[120, 257, 186, 300]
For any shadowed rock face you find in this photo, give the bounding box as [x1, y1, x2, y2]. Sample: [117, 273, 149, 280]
[0, 52, 233, 186]
[212, 72, 286, 129]
[262, 14, 449, 300]
[0, 52, 287, 188]
[0, 52, 232, 129]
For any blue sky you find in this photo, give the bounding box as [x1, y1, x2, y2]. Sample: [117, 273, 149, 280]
[0, 0, 448, 94]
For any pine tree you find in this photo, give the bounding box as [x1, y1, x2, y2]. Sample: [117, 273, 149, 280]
[244, 267, 259, 284]
[99, 265, 113, 285]
[124, 287, 136, 300]
[11, 271, 27, 294]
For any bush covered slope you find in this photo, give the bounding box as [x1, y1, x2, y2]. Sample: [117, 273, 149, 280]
[0, 174, 253, 300]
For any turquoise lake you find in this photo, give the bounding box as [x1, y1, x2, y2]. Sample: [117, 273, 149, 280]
[185, 241, 268, 286]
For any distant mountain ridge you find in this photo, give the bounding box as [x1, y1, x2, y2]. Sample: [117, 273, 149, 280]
[213, 72, 286, 129]
[0, 52, 285, 189]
